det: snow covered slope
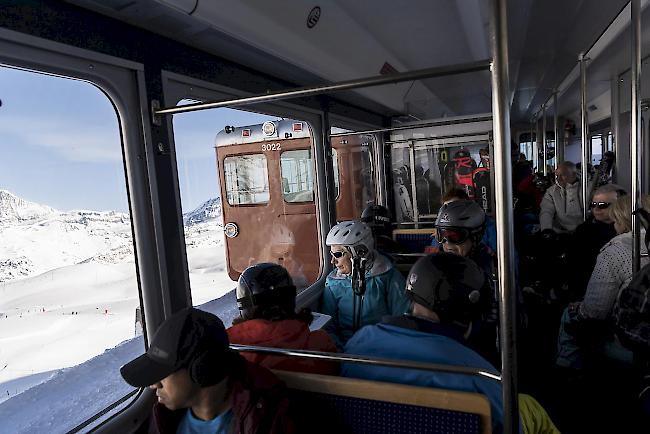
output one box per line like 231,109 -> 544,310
0,192 -> 235,432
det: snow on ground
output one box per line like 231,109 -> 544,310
0,195 -> 237,433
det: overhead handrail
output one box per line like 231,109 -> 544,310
152,60 -> 491,120
229,344 -> 502,381
329,114 -> 493,137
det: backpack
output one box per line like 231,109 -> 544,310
614,209 -> 650,354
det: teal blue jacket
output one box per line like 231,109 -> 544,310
322,253 -> 409,349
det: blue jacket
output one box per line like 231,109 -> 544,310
342,316 -> 508,434
322,253 -> 409,349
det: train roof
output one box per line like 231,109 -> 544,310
215,119 -> 311,147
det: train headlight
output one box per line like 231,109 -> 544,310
224,222 -> 239,238
262,121 -> 276,137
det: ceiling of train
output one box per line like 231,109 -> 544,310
67,0 -> 646,125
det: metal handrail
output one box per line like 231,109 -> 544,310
153,60 -> 491,117
229,344 -> 502,381
329,114 -> 493,138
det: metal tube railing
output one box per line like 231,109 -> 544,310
580,54 -> 589,221
329,115 -> 493,137
554,92 -> 560,169
153,60 -> 491,117
632,0 -> 642,273
542,104 -> 548,176
229,344 -> 502,381
489,0 -> 519,432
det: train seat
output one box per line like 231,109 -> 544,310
274,370 -> 492,434
392,228 -> 435,253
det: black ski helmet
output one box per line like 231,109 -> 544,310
361,204 -> 391,232
435,200 -> 486,243
405,252 -> 485,327
236,263 -> 296,320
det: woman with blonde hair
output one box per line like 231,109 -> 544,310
556,194 -> 650,370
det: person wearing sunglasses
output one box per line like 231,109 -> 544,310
567,184 -> 627,299
322,220 -> 409,349
557,194 -> 650,372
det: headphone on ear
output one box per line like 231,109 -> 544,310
188,349 -> 227,387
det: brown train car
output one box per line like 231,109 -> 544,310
215,120 -> 375,287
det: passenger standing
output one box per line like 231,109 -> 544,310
228,263 -> 338,375
322,220 -> 409,349
120,308 -> 294,434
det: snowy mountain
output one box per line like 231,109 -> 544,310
0,190 -> 54,224
183,197 -> 221,225
0,192 -> 132,283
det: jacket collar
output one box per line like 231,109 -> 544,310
381,314 -> 467,344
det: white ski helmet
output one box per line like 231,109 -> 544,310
326,220 -> 374,258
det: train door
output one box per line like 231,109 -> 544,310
216,120 -> 320,289
331,134 -> 377,220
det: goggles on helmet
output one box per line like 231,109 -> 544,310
435,227 -> 471,245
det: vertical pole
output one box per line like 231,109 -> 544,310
542,104 -> 548,176
612,75 -> 621,184
408,141 -> 419,227
554,92 -> 560,169
580,53 -> 589,221
489,0 -> 519,433
529,122 -> 534,161
632,0 -> 642,273
535,115 -> 541,172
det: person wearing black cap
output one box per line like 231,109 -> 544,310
120,307 -> 294,434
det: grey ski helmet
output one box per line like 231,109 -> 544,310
405,252 -> 485,326
326,220 -> 374,258
435,200 -> 486,244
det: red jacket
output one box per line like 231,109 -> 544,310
227,319 -> 339,375
145,360 -> 294,434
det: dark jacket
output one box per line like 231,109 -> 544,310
568,218 -> 617,299
227,318 -> 338,375
145,360 -> 294,434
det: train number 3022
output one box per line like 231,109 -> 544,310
262,143 -> 281,151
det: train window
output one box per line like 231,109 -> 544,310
0,66 -> 139,429
173,106 -> 322,304
223,154 -> 270,205
280,149 -> 315,203
391,141 -> 492,223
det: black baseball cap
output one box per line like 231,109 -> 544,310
120,307 -> 230,388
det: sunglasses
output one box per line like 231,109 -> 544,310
590,202 -> 611,210
435,227 -> 471,244
330,250 -> 347,259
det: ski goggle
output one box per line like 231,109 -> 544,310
330,250 -> 347,259
435,227 -> 471,244
590,202 -> 611,210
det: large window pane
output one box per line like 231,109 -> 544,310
0,66 -> 139,431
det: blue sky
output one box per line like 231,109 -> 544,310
0,66 -> 275,213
